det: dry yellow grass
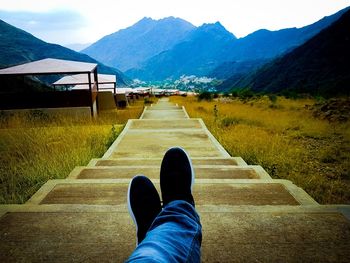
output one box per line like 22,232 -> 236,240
171,95 -> 350,204
0,100 -> 145,204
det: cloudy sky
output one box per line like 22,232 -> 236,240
0,0 -> 349,46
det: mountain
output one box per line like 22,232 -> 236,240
126,22 -> 237,81
222,6 -> 349,63
210,59 -> 269,91
82,17 -> 195,71
0,19 -> 129,86
209,59 -> 272,80
128,7 -> 348,82
233,9 -> 350,97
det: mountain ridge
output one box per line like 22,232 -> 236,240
125,22 -> 237,80
223,6 -> 350,62
125,7 -> 348,81
232,8 -> 350,97
82,17 -> 195,71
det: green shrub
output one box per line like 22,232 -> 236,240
268,94 -> 278,104
231,91 -> 239,97
144,97 -> 154,104
238,89 -> 254,100
198,92 -> 213,101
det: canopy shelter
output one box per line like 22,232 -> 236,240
115,87 -> 133,94
0,58 -> 99,116
164,89 -> 180,96
53,74 -> 116,94
133,87 -> 151,95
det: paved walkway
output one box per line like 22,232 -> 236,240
1,98 -> 350,262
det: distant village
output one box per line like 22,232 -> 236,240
131,75 -> 221,94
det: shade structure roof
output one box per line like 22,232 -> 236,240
53,74 -> 116,86
134,87 -> 151,92
115,88 -> 133,94
0,58 -> 97,75
72,84 -> 115,90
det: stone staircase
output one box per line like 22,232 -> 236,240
1,98 -> 350,262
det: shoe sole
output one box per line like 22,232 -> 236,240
127,174 -> 143,246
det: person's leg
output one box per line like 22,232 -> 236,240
126,200 -> 201,262
127,147 -> 202,262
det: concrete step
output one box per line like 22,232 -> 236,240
148,105 -> 177,110
128,119 -> 203,130
150,100 -> 174,107
103,128 -> 230,158
67,165 -> 271,180
0,205 -> 134,262
141,109 -> 189,119
147,105 -> 181,110
26,179 -> 317,206
1,204 -> 349,262
88,157 -> 248,167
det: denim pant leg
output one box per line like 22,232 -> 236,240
126,200 -> 202,263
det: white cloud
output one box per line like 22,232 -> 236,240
0,9 -> 89,44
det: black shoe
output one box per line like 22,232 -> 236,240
160,147 -> 195,207
127,175 -> 162,245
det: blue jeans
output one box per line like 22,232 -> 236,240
126,200 -> 202,262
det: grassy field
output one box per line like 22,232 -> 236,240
171,95 -> 350,204
0,100 -> 146,204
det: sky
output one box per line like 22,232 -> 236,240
0,0 -> 349,46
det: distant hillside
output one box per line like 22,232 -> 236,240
0,19 -> 129,86
223,7 -> 348,63
82,17 -> 195,71
209,59 -> 270,82
211,59 -> 269,92
126,22 -> 237,81
233,9 -> 350,97
127,7 -> 348,82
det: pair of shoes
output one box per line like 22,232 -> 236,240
127,147 -> 195,245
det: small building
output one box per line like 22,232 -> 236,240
0,58 -> 101,116
164,89 -> 180,96
53,74 -> 116,94
53,73 -> 119,110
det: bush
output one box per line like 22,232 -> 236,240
281,90 -> 300,99
268,94 -> 278,104
198,92 -> 213,101
144,97 -> 154,104
231,91 -> 239,98
238,89 -> 254,100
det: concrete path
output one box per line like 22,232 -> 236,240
1,98 -> 350,262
